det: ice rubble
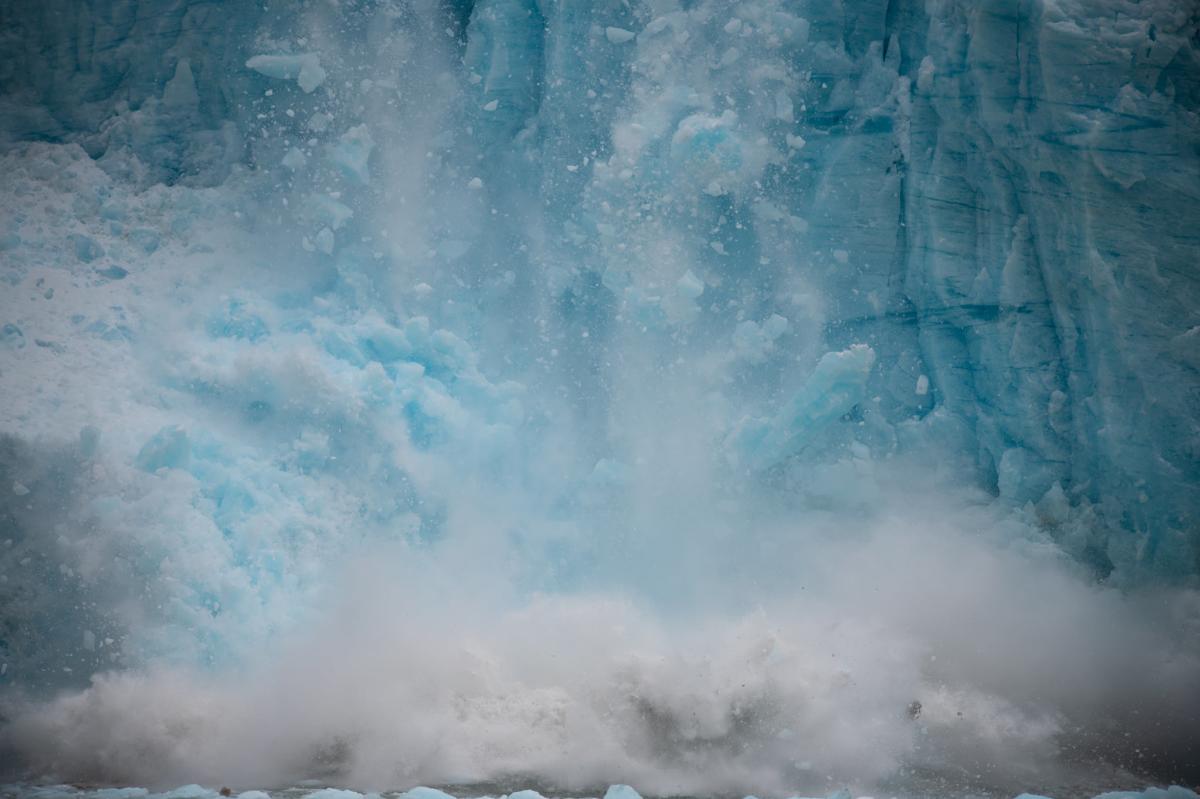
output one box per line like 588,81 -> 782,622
2,784 -> 1198,799
0,0 -> 1198,793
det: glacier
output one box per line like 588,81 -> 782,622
1,0 -> 1199,796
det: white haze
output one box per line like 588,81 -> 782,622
7,477 -> 1199,796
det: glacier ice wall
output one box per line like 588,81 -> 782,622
6,0 -> 1194,575
1,0 -> 1199,794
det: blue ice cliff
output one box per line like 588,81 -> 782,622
0,0 -> 1198,796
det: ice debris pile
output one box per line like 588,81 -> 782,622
1,0 -> 1199,794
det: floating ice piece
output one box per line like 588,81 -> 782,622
301,791 -> 363,799
400,789 -> 457,799
603,787 -> 642,799
246,53 -> 326,93
157,787 -> 216,799
1092,787 -> 1200,799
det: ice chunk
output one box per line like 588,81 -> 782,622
129,228 -> 160,253
676,270 -> 704,299
134,426 -> 190,473
400,789 -> 457,799
95,265 -> 129,280
79,425 -> 100,458
331,125 -> 374,184
603,787 -> 642,799
282,147 -> 307,170
206,300 -> 268,341
158,787 -> 216,799
733,314 -> 788,362
162,59 -> 199,112
310,195 -> 354,230
732,345 -> 876,469
998,447 -> 1063,505
71,234 -> 104,262
308,112 -> 331,132
246,53 -> 327,93
605,27 -> 636,44
314,227 -> 335,255
1,323 -> 24,348
301,791 -> 364,799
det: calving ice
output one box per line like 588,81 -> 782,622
0,0 -> 1197,797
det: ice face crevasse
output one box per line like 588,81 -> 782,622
1,0 -> 1199,795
